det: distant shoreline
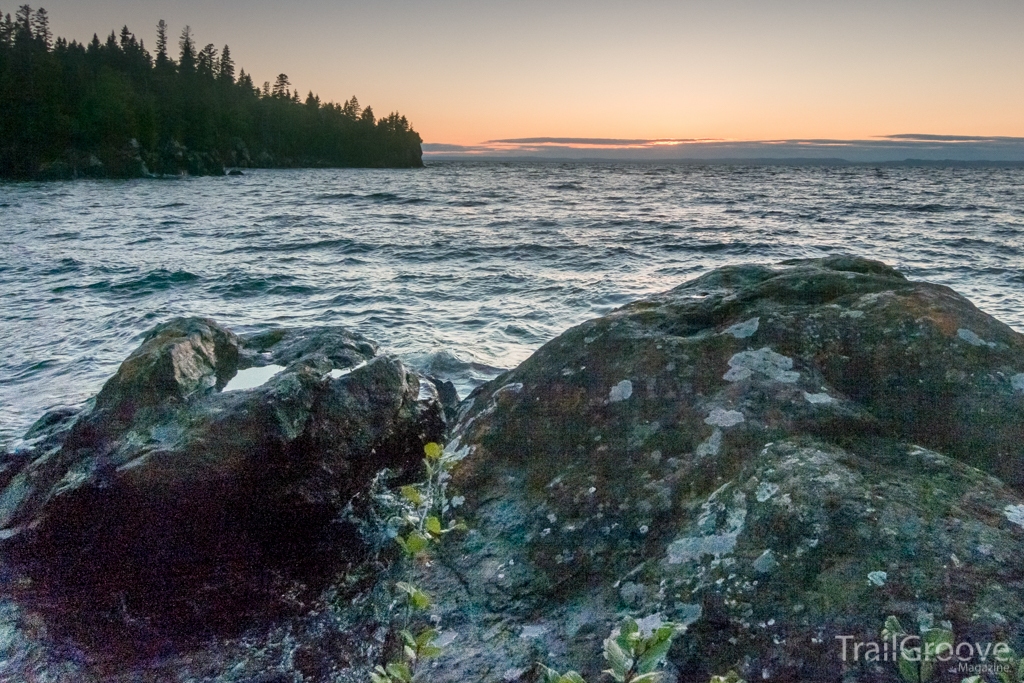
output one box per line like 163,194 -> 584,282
423,156 -> 1024,168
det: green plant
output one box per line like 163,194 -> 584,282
370,628 -> 443,683
994,646 -> 1024,683
536,668 -> 587,683
538,616 -> 683,683
882,615 -> 953,683
369,441 -> 466,683
709,673 -> 747,683
602,617 -> 682,683
393,441 -> 466,558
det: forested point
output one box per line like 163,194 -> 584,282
0,6 -> 423,179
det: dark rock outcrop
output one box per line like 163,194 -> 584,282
411,256 -> 1024,682
0,317 -> 445,634
2,258 -> 1023,682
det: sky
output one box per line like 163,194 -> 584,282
25,1 -> 1024,159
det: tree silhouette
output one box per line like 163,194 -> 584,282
217,44 -> 234,83
155,19 -> 169,66
31,5 -> 48,47
0,6 -> 423,178
272,73 -> 290,98
178,25 -> 195,74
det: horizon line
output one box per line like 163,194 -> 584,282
424,135 -> 1024,163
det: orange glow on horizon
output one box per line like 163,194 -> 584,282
39,0 -> 1024,149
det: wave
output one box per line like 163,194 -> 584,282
53,269 -> 200,294
219,237 -> 374,254
208,274 -> 314,298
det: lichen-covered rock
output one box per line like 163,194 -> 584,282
3,259 -> 1024,682
0,318 -> 445,633
414,256 -> 1024,682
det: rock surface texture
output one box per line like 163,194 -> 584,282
2,257 -> 1024,682
0,318 -> 446,640
420,256 -> 1024,683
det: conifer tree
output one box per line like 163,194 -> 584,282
31,6 -> 49,47
155,19 -> 168,66
272,73 -> 290,98
0,6 -> 424,177
217,44 -> 234,83
197,42 -> 216,77
15,4 -> 30,35
178,25 -> 195,73
0,13 -> 14,47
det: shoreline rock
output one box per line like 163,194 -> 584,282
0,318 -> 446,640
427,255 -> 1024,682
1,257 -> 1023,682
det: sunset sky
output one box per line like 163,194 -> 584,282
30,0 -> 1024,152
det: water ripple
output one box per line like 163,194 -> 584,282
1,163 -> 1023,445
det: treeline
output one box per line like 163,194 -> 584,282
0,6 -> 423,179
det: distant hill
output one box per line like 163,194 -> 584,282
0,6 -> 423,179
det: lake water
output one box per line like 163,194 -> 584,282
2,162 -> 1023,446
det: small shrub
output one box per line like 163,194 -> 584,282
367,441 -> 466,682
538,616 -> 683,683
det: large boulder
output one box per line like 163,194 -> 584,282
0,318 -> 445,631
3,259 -> 1024,683
407,256 -> 1024,682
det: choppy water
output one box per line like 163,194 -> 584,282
2,162 -> 1023,446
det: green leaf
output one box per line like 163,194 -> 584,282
923,627 -> 953,654
400,532 -> 430,555
636,636 -> 673,674
620,617 -> 640,638
537,664 -> 565,683
897,649 -> 920,683
426,515 -> 443,536
386,661 -> 413,682
396,582 -> 431,610
630,673 -> 663,683
419,645 -> 443,660
712,671 -> 745,683
883,615 -> 906,641
400,629 -> 417,648
603,636 -> 633,677
559,673 -> 586,683
415,628 -> 439,648
424,442 -> 443,460
412,591 -> 430,610
709,672 -> 746,683
961,676 -> 982,683
400,485 -> 423,506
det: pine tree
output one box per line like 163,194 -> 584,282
217,44 -> 234,83
31,6 -> 49,48
155,19 -> 168,66
197,42 -> 216,77
15,4 -> 32,43
0,13 -> 14,48
178,25 -> 195,74
342,96 -> 360,119
237,67 -> 254,92
272,73 -> 290,98
0,6 -> 423,177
